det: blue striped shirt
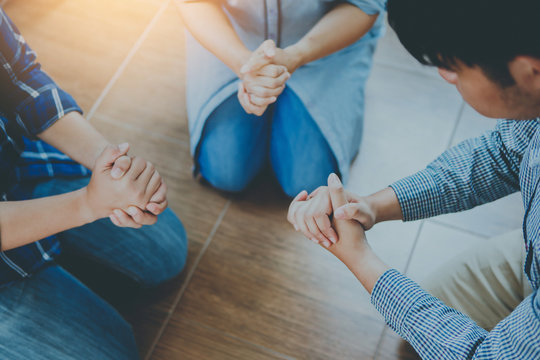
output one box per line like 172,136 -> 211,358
0,8 -> 87,286
372,119 -> 540,359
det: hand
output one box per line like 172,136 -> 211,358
238,64 -> 289,116
106,145 -> 168,228
288,185 -> 371,246
325,173 -> 370,262
84,145 -> 163,223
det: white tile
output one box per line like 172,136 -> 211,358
451,104 -> 498,146
347,63 -> 463,195
367,220 -> 420,272
406,221 -> 487,282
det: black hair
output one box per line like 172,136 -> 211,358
387,0 -> 540,87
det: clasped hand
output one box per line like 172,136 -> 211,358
237,40 -> 299,116
85,143 -> 168,228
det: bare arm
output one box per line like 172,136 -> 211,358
177,0 -> 250,76
285,3 -> 379,72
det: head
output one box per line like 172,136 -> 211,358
387,0 -> 540,120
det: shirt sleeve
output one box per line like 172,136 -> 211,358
390,119 -> 539,221
0,9 -> 81,139
343,0 -> 386,15
371,269 -> 540,359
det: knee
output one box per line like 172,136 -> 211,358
136,210 -> 189,288
277,169 -> 334,198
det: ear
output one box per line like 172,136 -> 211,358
509,56 -> 540,91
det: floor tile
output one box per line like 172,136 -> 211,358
94,2 -> 189,142
432,104 -> 524,238
90,114 -> 228,357
4,0 -> 163,112
167,194 -> 386,359
406,221 -> 487,283
153,317 -> 288,360
348,63 -> 463,195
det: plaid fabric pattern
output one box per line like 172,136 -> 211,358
371,119 -> 540,359
0,8 -> 85,286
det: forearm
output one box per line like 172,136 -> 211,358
366,187 -> 403,224
288,3 -> 378,69
178,0 -> 250,76
37,111 -> 110,170
343,246 -> 389,294
0,189 -> 94,251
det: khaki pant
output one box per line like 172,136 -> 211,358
422,229 -> 533,331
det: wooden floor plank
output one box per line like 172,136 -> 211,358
4,0 -> 164,112
160,186 -> 387,359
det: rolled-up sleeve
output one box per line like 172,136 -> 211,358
0,9 -> 81,138
344,0 -> 386,15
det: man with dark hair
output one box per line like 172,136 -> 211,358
288,0 -> 540,358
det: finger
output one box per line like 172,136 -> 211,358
111,155 -> 131,179
96,143 -> 130,171
145,170 -> 162,198
149,181 -> 167,204
315,215 -> 339,244
307,186 -> 325,200
127,206 -> 157,226
328,173 -> 347,210
238,83 -> 266,115
136,161 -> 155,185
109,213 -> 122,227
288,190 -> 308,229
258,64 -> 287,78
147,199 -> 168,215
127,157 -> 148,180
240,40 -> 276,74
256,71 -> 290,89
306,218 -> 329,246
248,93 -> 276,107
245,84 -> 285,98
334,203 -> 360,220
113,209 -> 142,229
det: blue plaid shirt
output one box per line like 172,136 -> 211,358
372,119 -> 540,359
0,9 -> 87,286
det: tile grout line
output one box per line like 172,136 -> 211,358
372,325 -> 389,360
145,200 -> 232,360
446,100 -> 467,149
86,0 -> 170,122
179,316 -> 297,360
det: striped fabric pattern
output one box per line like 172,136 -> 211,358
371,119 -> 540,359
0,8 -> 85,286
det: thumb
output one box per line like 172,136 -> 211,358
327,173 -> 347,210
262,39 -> 276,58
96,143 -> 129,170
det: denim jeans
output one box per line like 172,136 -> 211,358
0,177 -> 188,359
197,87 -> 339,197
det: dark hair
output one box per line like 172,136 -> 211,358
387,0 -> 540,87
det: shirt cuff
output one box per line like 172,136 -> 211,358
371,269 -> 428,337
15,84 -> 82,138
390,169 -> 444,221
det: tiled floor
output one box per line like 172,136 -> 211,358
5,1 -> 524,359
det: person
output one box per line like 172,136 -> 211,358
287,0 -> 540,358
177,0 -> 386,197
0,8 -> 187,360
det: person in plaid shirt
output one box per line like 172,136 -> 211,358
0,8 -> 187,360
288,0 -> 540,358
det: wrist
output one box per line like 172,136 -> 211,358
344,245 -> 389,294
78,187 -> 101,224
284,43 -> 307,73
234,48 -> 252,78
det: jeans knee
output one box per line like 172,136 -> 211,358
202,168 -> 253,193
278,173 -> 330,198
136,211 -> 189,288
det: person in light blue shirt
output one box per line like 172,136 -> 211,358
288,0 -> 540,358
178,0 -> 385,197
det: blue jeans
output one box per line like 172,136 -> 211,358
0,177 -> 188,359
197,87 -> 339,197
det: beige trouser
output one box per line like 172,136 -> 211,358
422,229 -> 533,331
